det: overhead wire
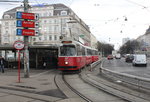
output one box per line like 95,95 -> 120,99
125,0 -> 148,8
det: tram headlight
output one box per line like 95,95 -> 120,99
65,61 -> 69,64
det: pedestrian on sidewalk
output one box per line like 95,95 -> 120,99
0,56 -> 5,73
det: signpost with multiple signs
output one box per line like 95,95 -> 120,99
16,12 -> 39,36
15,5 -> 39,78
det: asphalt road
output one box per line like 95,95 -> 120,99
102,58 -> 150,78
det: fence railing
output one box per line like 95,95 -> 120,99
99,60 -> 150,93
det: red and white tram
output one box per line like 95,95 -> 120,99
58,40 -> 99,71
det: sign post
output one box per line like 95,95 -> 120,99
13,41 -> 25,83
16,0 -> 39,78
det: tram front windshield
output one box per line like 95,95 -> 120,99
60,45 -> 76,56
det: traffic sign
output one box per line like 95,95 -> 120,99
16,12 -> 38,20
13,40 -> 24,50
17,20 -> 35,28
16,29 -> 35,36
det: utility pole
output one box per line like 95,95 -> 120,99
23,0 -> 30,78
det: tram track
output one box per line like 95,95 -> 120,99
79,63 -> 150,102
62,74 -> 93,102
60,71 -> 128,102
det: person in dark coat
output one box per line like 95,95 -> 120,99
0,56 -> 5,73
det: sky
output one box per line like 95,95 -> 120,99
1,0 -> 150,50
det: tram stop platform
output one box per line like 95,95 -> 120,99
0,68 -> 63,102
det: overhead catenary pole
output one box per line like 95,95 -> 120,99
24,0 -> 30,78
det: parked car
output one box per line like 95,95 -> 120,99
132,54 -> 147,66
107,55 -> 113,60
125,54 -> 134,62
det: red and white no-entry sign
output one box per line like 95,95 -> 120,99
13,40 -> 25,50
13,40 -> 25,83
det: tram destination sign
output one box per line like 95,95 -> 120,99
16,12 -> 39,20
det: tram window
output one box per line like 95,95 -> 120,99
96,51 -> 98,55
91,50 -> 94,55
60,45 -> 76,56
77,44 -> 82,56
87,49 -> 91,55
82,47 -> 85,56
94,50 -> 96,55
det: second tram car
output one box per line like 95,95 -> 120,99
58,40 -> 99,71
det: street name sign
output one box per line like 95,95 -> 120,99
17,29 -> 35,36
16,12 -> 39,20
17,20 -> 35,28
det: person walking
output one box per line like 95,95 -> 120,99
0,56 -> 5,73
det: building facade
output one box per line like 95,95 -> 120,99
0,4 -> 92,47
136,26 -> 150,56
90,33 -> 98,49
0,24 -> 1,44
136,26 -> 150,47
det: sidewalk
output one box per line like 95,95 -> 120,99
0,68 -> 63,102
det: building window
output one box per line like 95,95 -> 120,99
49,20 -> 52,23
5,31 -> 8,34
44,27 -> 48,32
5,22 -> 9,26
62,19 -> 67,24
49,12 -> 52,16
5,27 -> 8,29
54,19 -> 58,24
49,35 -> 52,40
4,15 -> 10,19
44,36 -> 47,40
39,37 -> 42,41
44,12 -> 48,17
62,27 -> 66,33
61,11 -> 67,16
39,13 -> 42,17
54,35 -> 57,40
4,37 -> 9,42
44,20 -> 47,23
33,38 -> 36,41
49,27 -> 52,32
54,26 -> 58,32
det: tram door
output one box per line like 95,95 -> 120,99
37,49 -> 58,69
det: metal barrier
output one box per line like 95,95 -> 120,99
100,60 -> 150,93
90,60 -> 101,71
